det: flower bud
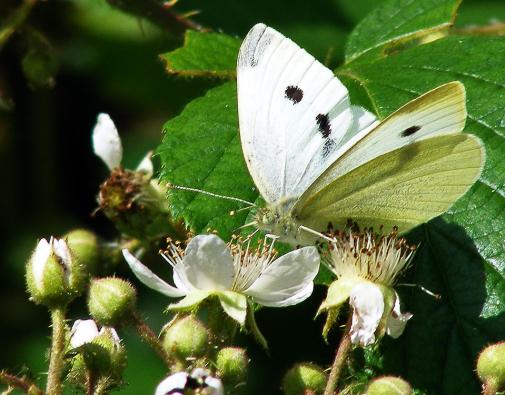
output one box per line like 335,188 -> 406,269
162,315 -> 209,360
216,347 -> 248,384
477,342 -> 505,392
88,277 -> 136,326
67,320 -> 126,389
282,363 -> 326,395
26,238 -> 86,307
365,376 -> 412,395
64,229 -> 100,276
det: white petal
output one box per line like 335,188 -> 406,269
92,113 -> 122,170
155,372 -> 188,395
31,238 -> 51,289
387,293 -> 413,339
70,319 -> 99,348
136,150 -> 154,177
244,246 -> 319,307
349,282 -> 384,347
182,235 -> 234,291
204,376 -> 224,395
52,238 -> 72,275
122,249 -> 186,298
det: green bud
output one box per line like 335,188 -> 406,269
366,376 -> 412,395
282,363 -> 326,395
67,320 -> 126,390
21,30 -> 58,89
26,238 -> 86,307
88,278 -> 136,326
477,342 -> 505,392
216,347 -> 248,384
64,229 -> 101,276
163,315 -> 209,360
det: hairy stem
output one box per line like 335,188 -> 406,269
324,315 -> 353,395
105,0 -> 207,35
46,308 -> 66,395
0,371 -> 44,394
132,311 -> 172,368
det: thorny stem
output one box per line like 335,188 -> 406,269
105,0 -> 207,36
324,314 -> 353,395
0,371 -> 44,394
46,308 -> 66,395
0,0 -> 37,50
131,311 -> 172,368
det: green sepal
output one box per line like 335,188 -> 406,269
218,291 -> 247,325
375,285 -> 396,340
167,290 -> 212,312
317,277 -> 359,315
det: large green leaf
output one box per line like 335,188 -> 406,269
156,82 -> 258,239
160,30 -> 240,78
340,35 -> 505,393
345,0 -> 461,63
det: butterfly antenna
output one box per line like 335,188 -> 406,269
234,221 -> 258,231
230,206 -> 254,216
168,184 -> 256,207
298,225 -> 336,243
397,283 -> 441,300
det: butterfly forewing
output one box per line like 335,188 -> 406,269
237,23 -> 376,205
301,81 -> 467,199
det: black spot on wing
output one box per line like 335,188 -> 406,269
238,26 -> 272,68
401,125 -> 421,137
316,113 -> 331,138
285,85 -> 303,104
322,139 -> 335,158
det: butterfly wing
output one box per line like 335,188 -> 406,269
295,83 -> 485,232
237,23 -> 377,205
295,135 -> 484,233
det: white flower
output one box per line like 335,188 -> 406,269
122,234 -> 320,324
155,368 -> 223,395
70,319 -> 121,349
319,228 -> 414,345
92,113 -> 153,177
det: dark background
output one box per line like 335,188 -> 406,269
1,0 -> 504,393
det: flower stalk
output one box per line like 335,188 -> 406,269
131,311 -> 172,368
323,314 -> 353,395
47,307 -> 66,395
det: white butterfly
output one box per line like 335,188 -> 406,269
237,23 -> 485,245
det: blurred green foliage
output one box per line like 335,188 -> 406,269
2,0 -> 505,394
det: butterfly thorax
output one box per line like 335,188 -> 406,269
255,198 -> 307,245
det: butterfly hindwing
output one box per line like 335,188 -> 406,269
237,23 -> 376,205
296,133 -> 484,233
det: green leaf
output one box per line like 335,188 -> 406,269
160,30 -> 240,78
345,0 -> 461,63
157,81 -> 258,239
341,35 -> 505,392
